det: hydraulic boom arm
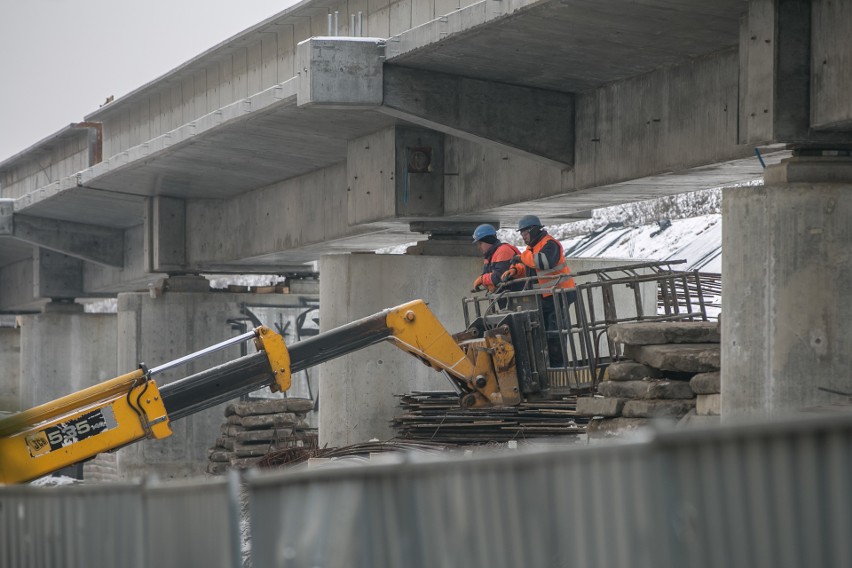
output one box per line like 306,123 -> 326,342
0,300 -> 520,484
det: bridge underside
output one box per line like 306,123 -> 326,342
0,0 -> 850,311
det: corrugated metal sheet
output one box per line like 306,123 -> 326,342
0,483 -> 145,568
0,477 -> 236,568
2,415 -> 850,568
248,414 -> 852,568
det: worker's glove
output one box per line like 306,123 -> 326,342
471,275 -> 484,292
500,266 -> 517,282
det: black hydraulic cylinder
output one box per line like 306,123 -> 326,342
160,310 -> 393,422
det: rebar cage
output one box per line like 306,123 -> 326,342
463,260 -> 714,396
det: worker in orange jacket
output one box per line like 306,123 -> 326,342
502,215 -> 576,366
471,224 -> 524,296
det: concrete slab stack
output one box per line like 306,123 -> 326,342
579,321 -> 721,438
207,398 -> 317,475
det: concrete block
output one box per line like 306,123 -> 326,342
696,394 -> 721,416
608,321 -> 720,345
232,398 -> 314,416
690,372 -> 721,395
234,446 -> 273,458
606,361 -> 661,381
296,37 -> 383,108
239,413 -> 298,429
624,344 -> 721,373
229,457 -> 261,468
207,462 -> 230,476
234,428 -> 294,444
208,449 -> 231,462
598,379 -> 695,400
623,399 -> 696,419
576,396 -> 625,417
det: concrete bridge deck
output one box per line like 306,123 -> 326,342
5,0 -> 844,311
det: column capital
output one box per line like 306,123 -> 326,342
764,154 -> 852,184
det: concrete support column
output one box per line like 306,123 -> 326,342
318,253 -> 480,447
722,156 -> 852,419
18,302 -> 116,409
115,276 -> 246,480
0,326 -> 21,412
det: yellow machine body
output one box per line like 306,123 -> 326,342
0,370 -> 171,484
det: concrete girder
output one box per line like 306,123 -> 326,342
740,0 -> 852,147
0,208 -> 124,268
0,250 -> 84,312
381,65 -> 574,167
295,37 -> 574,166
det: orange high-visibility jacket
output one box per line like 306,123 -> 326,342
519,233 -> 575,296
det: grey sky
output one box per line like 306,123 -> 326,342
0,0 -> 300,162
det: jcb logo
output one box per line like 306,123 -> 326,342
34,409 -> 110,454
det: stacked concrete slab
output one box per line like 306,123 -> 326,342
579,321 -> 721,438
207,398 -> 317,475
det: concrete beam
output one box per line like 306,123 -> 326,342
0,259 -> 37,312
0,210 -> 123,268
381,65 -> 574,167
144,196 -> 186,273
0,250 -> 83,311
739,0 -> 852,146
33,249 -> 84,300
811,0 -> 852,130
296,37 -> 384,108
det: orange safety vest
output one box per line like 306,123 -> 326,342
520,234 -> 575,296
481,242 -> 522,291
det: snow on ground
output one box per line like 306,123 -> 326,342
561,214 -> 722,273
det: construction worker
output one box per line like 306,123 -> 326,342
502,215 -> 576,365
470,224 -> 524,296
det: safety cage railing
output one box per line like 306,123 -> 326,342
463,260 -> 714,395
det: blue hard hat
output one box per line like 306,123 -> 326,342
472,224 -> 497,243
518,215 -> 542,231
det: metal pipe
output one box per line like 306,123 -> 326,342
149,329 -> 257,376
334,11 -> 339,36
327,13 -> 332,35
358,11 -> 363,36
351,14 -> 356,36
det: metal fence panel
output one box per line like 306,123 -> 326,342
4,415 -> 851,568
248,415 -> 852,568
145,476 -> 236,568
0,476 -> 235,568
0,483 -> 145,568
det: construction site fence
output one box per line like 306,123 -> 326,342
3,413 -> 852,568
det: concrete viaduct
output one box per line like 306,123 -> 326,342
1,0 -> 851,478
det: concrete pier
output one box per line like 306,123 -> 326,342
0,326 -> 20,412
318,253 -> 480,447
115,278 -> 320,480
18,303 -> 116,408
722,156 -> 852,419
